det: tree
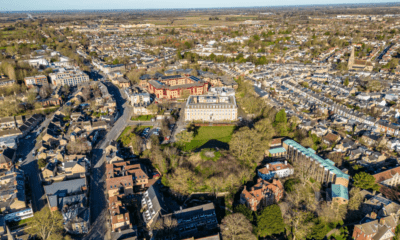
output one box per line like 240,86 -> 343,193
39,84 -> 52,99
256,204 -> 285,237
26,207 -> 64,240
234,204 -> 253,222
152,216 -> 178,238
353,172 -> 380,192
348,187 -> 363,211
221,213 -> 257,240
344,77 -> 349,86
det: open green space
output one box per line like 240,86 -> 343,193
118,125 -> 153,146
131,115 -> 155,121
177,126 -> 235,151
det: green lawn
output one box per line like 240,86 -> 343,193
131,115 -> 155,121
178,126 -> 235,151
118,125 -> 153,143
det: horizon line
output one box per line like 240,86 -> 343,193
1,1 -> 400,13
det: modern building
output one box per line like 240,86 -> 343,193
24,75 -> 48,87
141,185 -> 219,239
258,161 -> 294,180
49,70 -> 89,86
282,139 -> 350,188
185,95 -> 238,122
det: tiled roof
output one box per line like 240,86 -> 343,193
373,166 -> 400,183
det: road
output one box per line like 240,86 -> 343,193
19,117 -> 53,212
85,82 -> 132,240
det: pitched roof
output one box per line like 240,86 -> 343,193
373,166 -> 400,183
331,184 -> 349,200
44,178 -> 86,196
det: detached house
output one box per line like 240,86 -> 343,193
258,161 -> 294,180
240,178 -> 284,211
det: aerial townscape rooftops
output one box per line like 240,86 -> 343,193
4,2 -> 400,239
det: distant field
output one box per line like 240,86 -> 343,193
178,126 -> 235,151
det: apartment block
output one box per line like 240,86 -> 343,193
49,70 -> 89,86
24,75 -> 48,87
147,75 -> 209,99
185,94 -> 238,122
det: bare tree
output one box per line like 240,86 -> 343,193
221,213 -> 257,240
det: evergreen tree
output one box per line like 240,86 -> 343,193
256,204 -> 285,237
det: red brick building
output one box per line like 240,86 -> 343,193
240,178 -> 284,211
147,75 -> 208,99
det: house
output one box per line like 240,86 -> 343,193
109,195 -> 131,232
0,167 -> 27,213
373,166 -> 400,188
44,177 -> 88,211
322,133 -> 340,146
0,147 -> 15,170
258,161 -> 294,180
353,214 -> 397,240
42,162 -> 57,179
0,117 -> 16,130
106,161 -> 148,196
240,178 -> 284,211
361,190 -> 400,218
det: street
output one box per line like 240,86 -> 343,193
18,117 -> 52,212
84,82 -> 132,240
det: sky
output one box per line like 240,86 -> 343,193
1,0 -> 399,12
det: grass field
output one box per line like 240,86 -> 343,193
178,126 -> 235,151
131,115 -> 155,121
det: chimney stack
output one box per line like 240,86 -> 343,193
251,187 -> 254,192
285,160 -> 287,165
267,164 -> 269,169
380,218 -> 386,225
370,212 -> 377,219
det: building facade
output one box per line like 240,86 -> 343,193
258,161 -> 294,180
24,75 -> 48,87
147,75 -> 209,99
49,70 -> 89,86
185,95 -> 238,122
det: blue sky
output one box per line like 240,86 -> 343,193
1,0 -> 399,12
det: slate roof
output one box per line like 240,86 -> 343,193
44,178 -> 86,196
0,148 -> 14,165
